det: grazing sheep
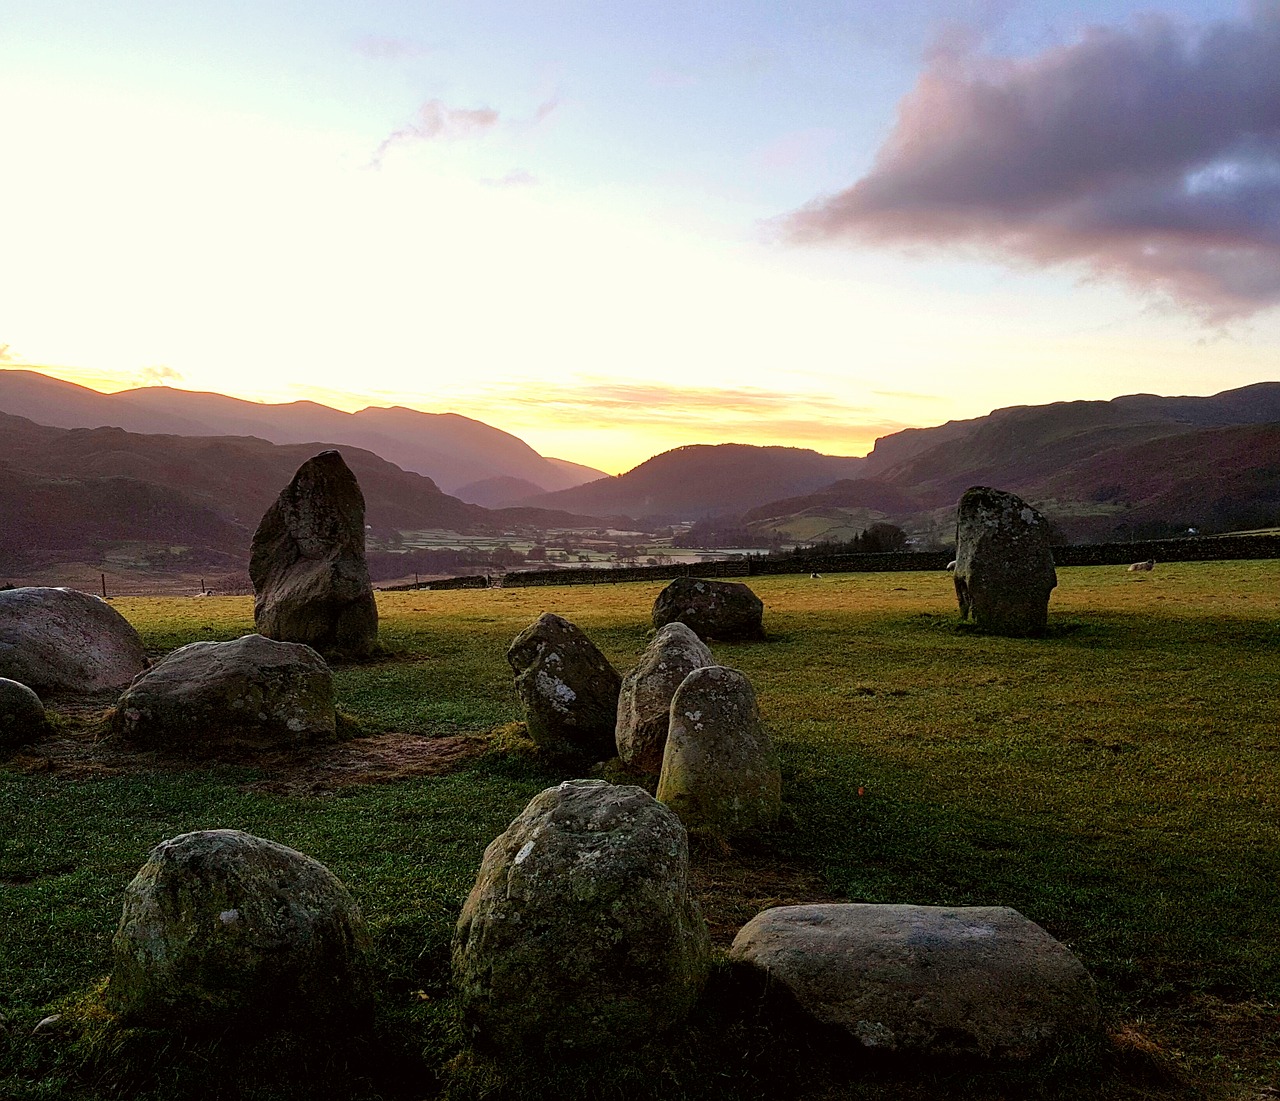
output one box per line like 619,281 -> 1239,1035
810,572 -> 821,579
1127,559 -> 1155,572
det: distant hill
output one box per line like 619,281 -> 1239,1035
0,369 -> 607,495
527,444 -> 866,521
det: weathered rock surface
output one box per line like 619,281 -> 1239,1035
0,677 -> 48,755
616,623 -> 714,775
507,613 -> 621,759
953,486 -> 1057,636
651,577 -> 765,642
453,779 -> 710,1053
730,903 -> 1099,1062
250,450 -> 379,658
110,829 -> 373,1031
0,587 -> 147,697
111,633 -> 336,756
657,665 -> 781,836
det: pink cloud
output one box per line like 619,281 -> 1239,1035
370,100 -> 500,167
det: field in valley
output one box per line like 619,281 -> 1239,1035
3,563 -> 1279,1100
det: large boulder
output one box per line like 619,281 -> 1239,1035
507,613 -> 621,760
656,665 -> 781,837
453,779 -> 710,1054
0,677 -> 48,756
729,904 -> 1099,1062
0,587 -> 146,697
616,623 -> 715,775
110,829 -> 374,1031
953,486 -> 1057,636
111,634 -> 336,756
651,577 -> 765,642
250,450 -> 379,659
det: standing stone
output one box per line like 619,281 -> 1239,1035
729,904 -> 1100,1062
616,623 -> 714,775
507,613 -> 621,760
0,587 -> 147,696
453,780 -> 710,1054
657,665 -> 781,837
953,486 -> 1057,636
110,830 -> 374,1032
0,677 -> 48,756
111,634 -> 336,757
652,577 -> 765,642
250,450 -> 378,659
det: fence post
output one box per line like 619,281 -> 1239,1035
101,573 -> 107,600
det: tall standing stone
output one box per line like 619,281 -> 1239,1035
250,451 -> 378,659
953,486 -> 1057,636
507,612 -> 621,760
616,622 -> 714,775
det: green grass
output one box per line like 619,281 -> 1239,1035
4,562 -> 1280,1098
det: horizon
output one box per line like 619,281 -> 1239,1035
3,2 -> 1279,474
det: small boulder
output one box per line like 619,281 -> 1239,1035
652,577 -> 765,642
616,622 -> 715,775
0,587 -> 146,696
729,903 -> 1099,1062
111,634 -> 336,756
953,486 -> 1057,636
0,677 -> 48,755
250,450 -> 379,659
110,829 -> 374,1031
507,613 -> 621,760
656,665 -> 781,836
453,779 -> 710,1054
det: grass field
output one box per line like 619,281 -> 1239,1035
3,562 -> 1279,1100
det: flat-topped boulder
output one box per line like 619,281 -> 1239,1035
953,486 -> 1057,636
657,665 -> 781,837
730,903 -> 1099,1062
616,622 -> 714,775
110,829 -> 374,1032
0,677 -> 48,756
507,613 -> 621,760
250,450 -> 379,659
0,587 -> 147,697
453,780 -> 710,1054
652,577 -> 765,642
111,634 -> 336,756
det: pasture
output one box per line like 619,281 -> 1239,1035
2,562 -> 1279,1100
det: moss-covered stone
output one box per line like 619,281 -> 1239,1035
0,676 -> 47,756
652,577 -> 765,641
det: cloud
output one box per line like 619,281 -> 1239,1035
136,364 -> 182,386
783,6 -> 1280,319
0,344 -> 14,363
370,100 -> 500,167
483,169 -> 538,188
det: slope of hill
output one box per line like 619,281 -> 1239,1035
0,369 -> 607,495
528,444 -> 866,521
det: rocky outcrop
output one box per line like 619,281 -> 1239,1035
656,665 -> 781,837
615,623 -> 714,775
250,451 -> 379,659
0,677 -> 47,755
651,577 -> 765,642
111,634 -> 336,756
110,829 -> 374,1031
453,780 -> 710,1054
953,486 -> 1057,636
507,613 -> 621,760
729,904 -> 1099,1062
0,587 -> 147,696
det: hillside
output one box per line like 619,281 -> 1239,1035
0,369 -> 607,496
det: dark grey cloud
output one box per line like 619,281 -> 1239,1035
785,5 -> 1280,319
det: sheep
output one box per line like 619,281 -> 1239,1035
810,572 -> 822,579
945,560 -> 957,571
1127,559 -> 1155,572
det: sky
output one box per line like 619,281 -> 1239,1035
2,0 -> 1278,474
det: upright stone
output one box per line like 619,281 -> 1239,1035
652,577 -> 765,642
507,612 -> 621,760
0,587 -> 147,696
616,622 -> 714,775
730,904 -> 1100,1062
453,780 -> 710,1054
250,451 -> 378,658
657,665 -> 781,836
0,677 -> 48,756
110,829 -> 374,1032
953,486 -> 1057,636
